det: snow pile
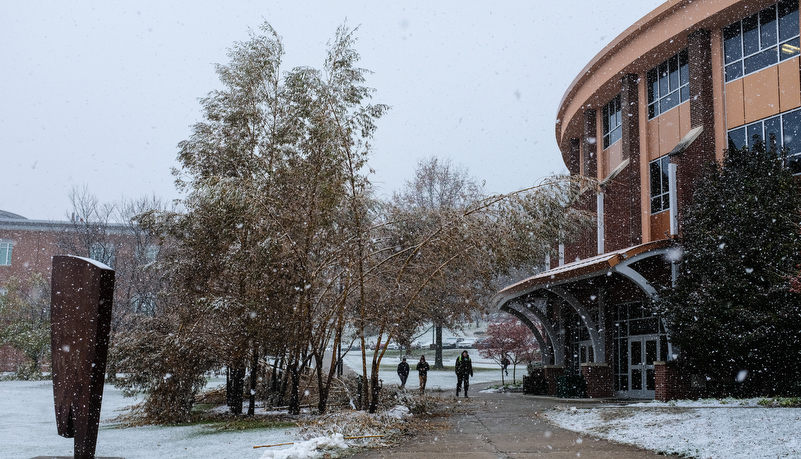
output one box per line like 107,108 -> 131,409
385,404 -> 410,419
259,433 -> 347,459
545,400 -> 801,458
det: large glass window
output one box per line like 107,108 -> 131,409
0,241 -> 12,265
649,156 -> 671,214
727,107 -> 801,173
603,94 -> 622,149
647,49 -> 689,119
724,0 -> 799,82
612,302 -> 667,393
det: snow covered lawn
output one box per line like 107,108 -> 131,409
544,398 -> 801,459
1,380 -> 302,459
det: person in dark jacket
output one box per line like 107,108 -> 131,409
455,350 -> 474,397
397,357 -> 410,389
416,355 -> 430,393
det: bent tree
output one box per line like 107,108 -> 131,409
128,21 -> 387,418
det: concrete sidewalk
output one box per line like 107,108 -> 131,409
346,384 -> 666,458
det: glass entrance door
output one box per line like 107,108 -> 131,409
628,336 -> 658,398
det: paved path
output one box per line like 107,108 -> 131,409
346,385 -> 667,458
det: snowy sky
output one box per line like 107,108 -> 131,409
1,0 -> 664,221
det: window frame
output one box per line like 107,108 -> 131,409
723,0 -> 800,82
647,49 -> 690,119
0,241 -> 13,266
649,156 -> 671,214
602,94 -> 622,149
727,107 -> 801,173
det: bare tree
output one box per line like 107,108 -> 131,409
391,156 -> 485,368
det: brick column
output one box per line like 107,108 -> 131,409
620,73 -> 642,247
583,109 -> 597,179
675,29 -> 717,224
655,361 -> 692,401
581,363 -> 613,398
543,365 -> 565,397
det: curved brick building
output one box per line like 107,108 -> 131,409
495,0 -> 800,400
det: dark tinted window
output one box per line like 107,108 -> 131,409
744,46 -> 777,74
724,2 -> 800,81
743,13 -> 760,55
783,109 -> 801,153
779,0 -> 799,42
724,22 -> 743,63
728,127 -> 746,150
765,116 -> 782,150
761,7 -> 778,48
647,49 -> 689,119
781,37 -> 800,60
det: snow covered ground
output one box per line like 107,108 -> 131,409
5,363 -> 798,458
0,379 -> 298,459
544,398 -> 801,459
0,353 -> 504,459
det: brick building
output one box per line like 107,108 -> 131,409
1,210 -> 157,372
494,0 -> 801,400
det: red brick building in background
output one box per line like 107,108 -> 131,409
0,210 -> 66,371
495,0 -> 801,400
1,209 -> 155,372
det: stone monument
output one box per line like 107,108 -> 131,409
35,255 -> 122,459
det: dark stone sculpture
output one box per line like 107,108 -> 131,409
45,255 -> 120,459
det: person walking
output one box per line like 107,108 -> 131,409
416,355 -> 430,393
502,354 -> 510,376
397,357 -> 410,389
455,350 -> 474,397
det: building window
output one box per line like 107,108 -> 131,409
603,94 -> 622,149
612,302 -> 667,393
647,49 -> 689,119
723,0 -> 800,82
649,156 -> 671,214
0,241 -> 12,266
727,107 -> 801,173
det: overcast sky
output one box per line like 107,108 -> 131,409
1,0 -> 665,221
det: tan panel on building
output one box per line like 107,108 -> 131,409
679,102 -> 691,139
658,108 -> 681,157
726,78 -> 745,129
778,57 -> 801,112
744,66 -> 780,124
647,117 -> 661,162
603,141 -> 623,178
649,210 -> 670,242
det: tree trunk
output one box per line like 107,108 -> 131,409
227,365 -> 246,415
368,364 -> 381,413
316,352 -> 329,414
434,324 -> 444,369
288,363 -> 301,415
248,347 -> 259,416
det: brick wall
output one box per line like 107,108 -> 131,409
581,363 -> 613,398
542,365 -> 565,397
655,361 -> 694,401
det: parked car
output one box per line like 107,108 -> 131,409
458,338 -> 478,348
442,337 -> 463,349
